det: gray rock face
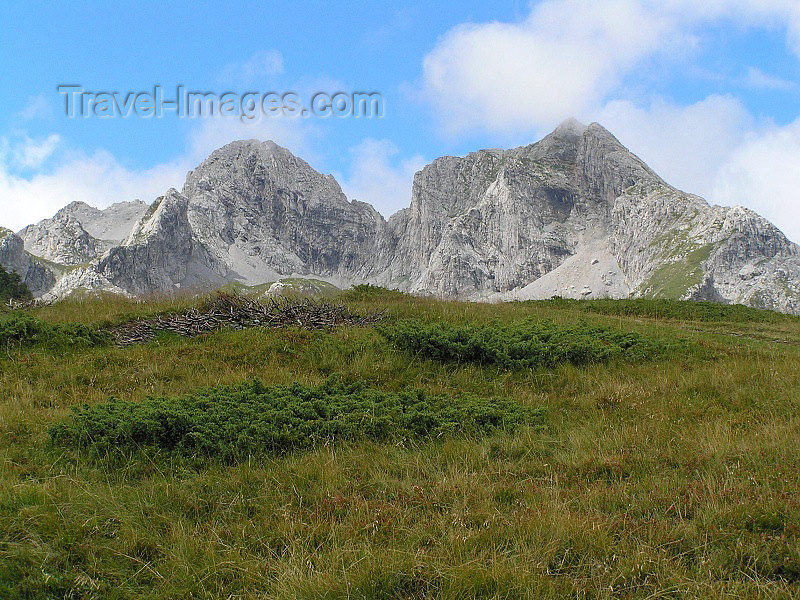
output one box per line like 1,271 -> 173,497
17,200 -> 149,266
365,121 -> 661,298
95,189 -> 225,294
610,183 -> 800,312
55,200 -> 150,242
18,214 -> 104,266
180,140 -> 383,286
0,230 -> 57,296
4,122 -> 800,314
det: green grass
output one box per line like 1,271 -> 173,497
1,294 -> 800,598
641,243 -> 713,299
0,310 -> 110,351
531,297 -> 798,323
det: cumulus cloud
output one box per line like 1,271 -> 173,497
0,52 -> 354,232
420,0 -> 800,136
0,111 -> 325,231
421,0 -> 672,135
418,0 -> 800,241
0,145 -> 191,231
339,139 -> 426,217
594,95 -> 753,197
591,96 -> 800,242
713,119 -> 800,243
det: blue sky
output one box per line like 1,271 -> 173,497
1,0 -> 799,241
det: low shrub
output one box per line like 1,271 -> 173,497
49,379 -> 543,461
379,318 -> 682,369
340,284 -> 408,302
0,311 -> 110,351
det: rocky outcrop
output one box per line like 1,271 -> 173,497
17,200 -> 148,266
610,183 -> 800,313
0,230 -> 57,296
94,189 -> 225,295
54,200 -> 149,242
18,214 -> 105,266
366,120 -> 661,298
180,140 -> 384,286
5,122 -> 800,314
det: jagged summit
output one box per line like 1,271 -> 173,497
553,117 -> 588,137
2,122 -> 798,314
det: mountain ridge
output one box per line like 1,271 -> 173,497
2,120 -> 799,314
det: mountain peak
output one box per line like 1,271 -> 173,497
553,118 -> 588,137
3,124 -> 798,314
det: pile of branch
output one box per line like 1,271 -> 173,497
107,292 -> 384,347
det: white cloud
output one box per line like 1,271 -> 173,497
594,95 -> 753,198
0,62 -> 356,232
14,95 -> 52,121
591,96 -> 800,243
657,0 -> 800,56
417,0 -> 800,242
339,139 -> 426,217
219,50 -> 284,85
0,112 -> 321,231
713,118 -> 800,243
0,147 -> 191,231
743,67 -> 799,91
421,0 -> 672,135
1,132 -> 62,170
420,0 -> 800,136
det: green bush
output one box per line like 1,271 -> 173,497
340,283 -> 407,301
0,311 -> 110,351
379,318 -> 681,369
49,379 -> 543,460
0,265 -> 33,304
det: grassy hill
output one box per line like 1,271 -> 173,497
1,290 -> 799,598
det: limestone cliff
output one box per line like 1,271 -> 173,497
3,122 -> 799,314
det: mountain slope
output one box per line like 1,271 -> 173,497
17,200 -> 149,266
2,122 -> 798,314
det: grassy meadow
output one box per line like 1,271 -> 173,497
1,290 -> 799,598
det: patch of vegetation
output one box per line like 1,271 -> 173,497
0,264 -> 33,305
340,283 -> 408,301
3,290 -> 800,598
269,277 -> 341,299
531,297 -> 795,323
379,318 -> 682,369
50,379 -> 542,461
0,310 -> 110,351
641,243 -> 713,299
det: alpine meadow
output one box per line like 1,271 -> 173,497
1,288 -> 799,598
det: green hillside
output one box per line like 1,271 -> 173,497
1,291 -> 799,598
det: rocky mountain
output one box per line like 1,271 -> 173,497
17,200 -> 148,266
0,228 -> 56,297
3,121 -> 799,314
